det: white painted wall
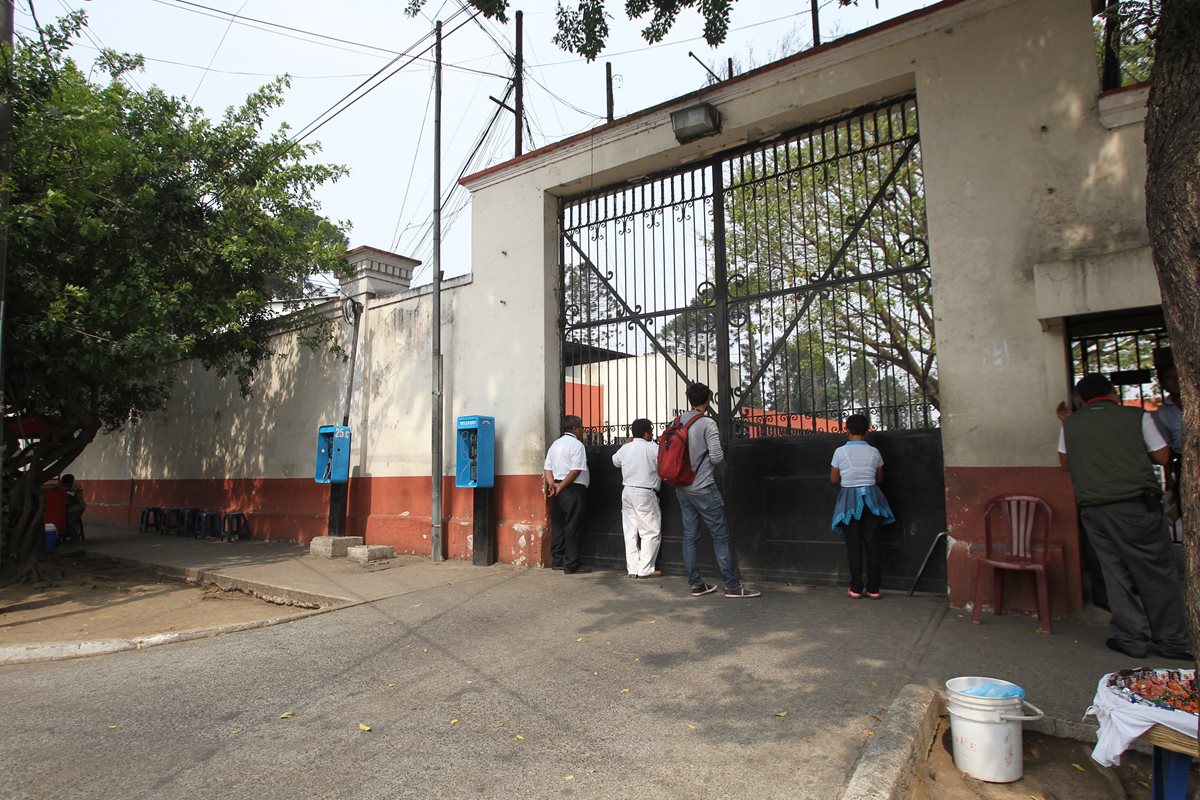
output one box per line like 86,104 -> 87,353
78,0 -> 1155,488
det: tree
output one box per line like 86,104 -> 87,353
1,13 -> 349,576
407,0 -> 736,61
721,110 -> 937,421
1143,0 -> 1200,708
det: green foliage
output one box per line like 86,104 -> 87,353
719,105 -> 937,422
1093,3 -> 1157,87
2,13 -> 349,568
406,0 -> 738,61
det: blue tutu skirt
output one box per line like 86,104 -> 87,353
832,485 -> 896,529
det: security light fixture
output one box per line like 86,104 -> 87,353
670,102 -> 721,143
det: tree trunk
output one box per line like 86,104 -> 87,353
1143,0 -> 1200,751
2,414 -> 99,583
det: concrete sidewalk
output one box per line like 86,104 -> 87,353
6,524 -> 1172,798
62,525 -> 1147,729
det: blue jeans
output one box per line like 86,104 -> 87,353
676,483 -> 741,589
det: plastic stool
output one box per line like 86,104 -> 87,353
221,512 -> 248,542
162,508 -> 185,535
195,511 -> 221,539
139,507 -> 164,533
182,507 -> 202,537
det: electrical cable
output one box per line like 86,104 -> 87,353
190,0 -> 248,102
53,0 -> 146,92
390,72 -> 438,253
290,6 -> 476,146
151,0 -> 507,78
406,87 -> 511,277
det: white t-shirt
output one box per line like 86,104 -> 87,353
544,433 -> 590,487
831,441 -> 883,488
612,437 -> 661,490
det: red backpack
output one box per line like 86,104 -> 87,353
657,414 -> 709,487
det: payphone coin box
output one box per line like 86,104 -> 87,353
315,425 -> 352,484
455,416 -> 495,489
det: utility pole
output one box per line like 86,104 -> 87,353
514,10 -> 523,156
811,0 -> 821,47
605,62 -> 614,123
326,299 -> 362,536
430,20 -> 445,562
0,0 -> 12,565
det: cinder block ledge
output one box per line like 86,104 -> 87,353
347,545 -> 394,564
309,536 -> 364,558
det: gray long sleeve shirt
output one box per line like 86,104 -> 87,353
680,411 -> 723,489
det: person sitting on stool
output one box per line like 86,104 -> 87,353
61,473 -> 86,543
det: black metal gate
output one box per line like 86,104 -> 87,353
559,95 -> 946,591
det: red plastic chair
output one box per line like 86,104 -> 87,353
971,495 -> 1053,633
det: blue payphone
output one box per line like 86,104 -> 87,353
315,425 -> 352,484
455,416 -> 495,489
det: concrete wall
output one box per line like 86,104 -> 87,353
77,0 -> 1158,610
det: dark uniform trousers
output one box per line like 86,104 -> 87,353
1079,499 -> 1190,652
550,484 -> 587,571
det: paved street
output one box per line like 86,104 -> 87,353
1,527 -> 1154,800
3,564 -> 951,800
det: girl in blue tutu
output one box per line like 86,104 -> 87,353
830,414 -> 895,598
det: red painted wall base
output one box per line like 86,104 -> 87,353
944,466 -> 1084,617
84,475 -> 552,567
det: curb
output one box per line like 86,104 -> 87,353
78,549 -> 352,608
0,607 -> 331,665
1,549 -> 359,666
841,683 -> 941,800
839,686 -> 1111,800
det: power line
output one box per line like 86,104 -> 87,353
52,0 -> 145,92
390,73 -> 438,253
159,0 -> 401,57
150,0 -> 509,79
190,0 -> 248,102
290,6 -> 476,146
407,84 -> 513,276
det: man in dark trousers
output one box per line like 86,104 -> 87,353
1058,373 -> 1192,661
543,415 -> 590,574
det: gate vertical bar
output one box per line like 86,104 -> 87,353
711,160 -> 733,441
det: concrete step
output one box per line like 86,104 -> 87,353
309,536 -> 365,558
347,545 -> 394,564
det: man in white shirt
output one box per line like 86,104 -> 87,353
543,416 -> 591,574
612,418 -> 662,579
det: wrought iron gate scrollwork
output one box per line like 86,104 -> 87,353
559,95 -> 937,444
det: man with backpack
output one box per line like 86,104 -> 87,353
661,383 -> 761,598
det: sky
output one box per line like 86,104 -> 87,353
17,0 -> 934,289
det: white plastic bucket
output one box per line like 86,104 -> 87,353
945,676 -> 1044,783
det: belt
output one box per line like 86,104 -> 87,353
624,485 -> 658,491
